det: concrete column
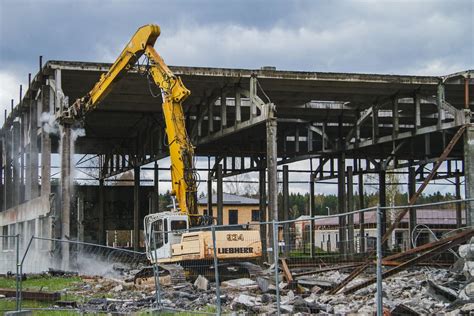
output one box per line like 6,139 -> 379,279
60,125 -> 71,268
208,101 -> 214,134
266,115 -> 278,263
3,129 -> 12,210
347,166 -> 355,255
220,92 -> 227,129
24,110 -> 31,201
465,125 -> 474,226
408,167 -> 417,248
337,155 -> 346,254
358,172 -> 365,253
98,179 -> 105,245
30,97 -> 39,198
282,165 -> 290,255
154,161 -> 159,213
216,164 -> 223,225
379,169 -> 387,251
40,85 -> 51,197
235,89 -> 241,124
133,166 -> 140,251
20,113 -> 25,203
77,193 -> 84,243
259,167 -> 267,257
455,170 -> 462,228
12,122 -> 20,207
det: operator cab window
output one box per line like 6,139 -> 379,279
171,220 -> 187,231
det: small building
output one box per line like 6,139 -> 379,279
293,209 -> 466,253
197,193 -> 261,226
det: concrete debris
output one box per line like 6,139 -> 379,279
458,243 -> 474,260
193,275 -> 209,291
221,278 -> 257,289
426,280 -> 458,302
391,303 -> 420,315
256,277 -> 269,293
9,239 -> 474,314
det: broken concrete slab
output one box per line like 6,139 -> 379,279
426,280 -> 458,302
193,275 -> 209,291
221,278 -> 257,290
296,277 -> 335,289
256,277 -> 269,293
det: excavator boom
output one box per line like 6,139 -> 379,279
63,24 -> 198,217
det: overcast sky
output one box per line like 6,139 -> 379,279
1,0 -> 473,196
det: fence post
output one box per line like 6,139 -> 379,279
15,234 -> 20,311
211,226 -> 221,315
19,235 -> 34,312
272,221 -> 281,316
151,229 -> 161,310
376,206 -> 383,316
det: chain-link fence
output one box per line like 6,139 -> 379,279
0,234 -> 20,312
1,199 -> 472,314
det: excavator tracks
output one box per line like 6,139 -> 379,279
158,264 -> 187,284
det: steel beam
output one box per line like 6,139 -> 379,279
379,169 -> 387,252
98,179 -> 105,245
358,172 -> 365,253
259,167 -> 267,258
455,170 -> 462,228
408,167 -> 416,248
133,166 -> 140,251
347,166 -> 354,255
337,154 -> 346,254
216,163 -> 223,225
282,165 -> 290,256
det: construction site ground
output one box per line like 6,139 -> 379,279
1,241 -> 473,316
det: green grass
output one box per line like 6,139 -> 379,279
0,275 -> 82,292
0,276 -> 85,314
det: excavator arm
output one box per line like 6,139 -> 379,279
62,24 -> 198,218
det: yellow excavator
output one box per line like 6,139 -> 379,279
61,24 -> 262,268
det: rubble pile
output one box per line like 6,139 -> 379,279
8,239 -> 473,314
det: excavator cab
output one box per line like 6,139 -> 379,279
144,211 -> 189,262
